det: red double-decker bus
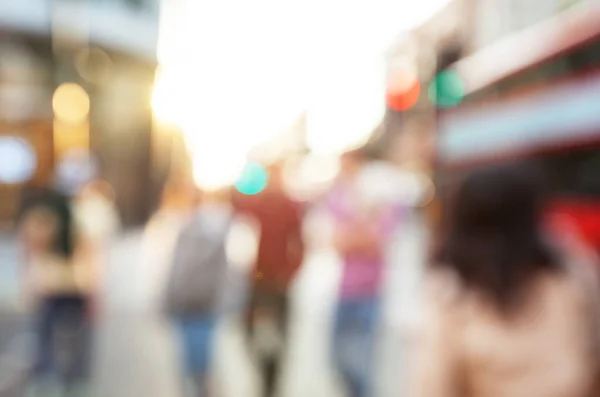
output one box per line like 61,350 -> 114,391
436,2 -> 600,250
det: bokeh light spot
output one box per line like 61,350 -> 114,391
75,47 -> 113,83
387,80 -> 420,111
235,162 -> 268,195
0,137 -> 37,184
52,83 -> 90,124
386,68 -> 420,111
429,70 -> 464,108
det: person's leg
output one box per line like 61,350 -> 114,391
59,297 -> 92,393
246,286 -> 289,397
262,290 -> 289,397
243,287 -> 258,355
177,317 -> 217,397
354,298 -> 379,397
332,300 -> 357,395
30,298 -> 74,397
31,298 -> 57,395
33,300 -> 54,380
177,319 -> 195,397
262,356 -> 278,397
332,298 -> 379,397
244,285 -> 265,382
193,317 -> 217,397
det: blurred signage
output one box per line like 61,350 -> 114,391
438,72 -> 600,163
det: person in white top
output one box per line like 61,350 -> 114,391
18,188 -> 93,395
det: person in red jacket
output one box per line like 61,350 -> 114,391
233,162 -> 305,397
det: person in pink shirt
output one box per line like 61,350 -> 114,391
325,148 -> 404,397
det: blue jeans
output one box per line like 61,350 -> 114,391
176,317 -> 216,379
332,297 -> 379,397
34,295 -> 91,386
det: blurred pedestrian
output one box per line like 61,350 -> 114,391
18,188 -> 94,395
325,149 -> 404,397
411,165 -> 600,397
163,188 -> 232,397
140,177 -> 196,312
73,179 -> 120,248
233,162 -> 305,397
72,179 -> 120,316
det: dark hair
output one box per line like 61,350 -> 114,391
434,164 -> 559,312
18,187 -> 75,259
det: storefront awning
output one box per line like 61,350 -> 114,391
439,73 -> 600,164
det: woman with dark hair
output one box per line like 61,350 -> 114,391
18,188 -> 94,395
411,165 -> 600,397
18,188 -> 75,260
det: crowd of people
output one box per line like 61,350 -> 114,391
15,148 -> 600,397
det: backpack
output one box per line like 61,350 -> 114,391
164,209 -> 231,316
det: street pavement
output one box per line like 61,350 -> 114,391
0,210 -> 427,397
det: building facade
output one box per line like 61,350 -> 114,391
383,0 -> 473,171
0,0 -> 160,226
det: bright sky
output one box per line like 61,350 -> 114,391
153,0 -> 453,188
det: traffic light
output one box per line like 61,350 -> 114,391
430,43 -> 464,108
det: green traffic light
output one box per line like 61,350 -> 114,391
429,70 -> 464,108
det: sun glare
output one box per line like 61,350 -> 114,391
153,0 -> 453,188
